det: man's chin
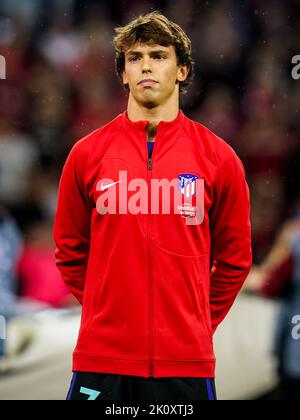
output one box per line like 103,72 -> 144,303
132,91 -> 160,108
143,101 -> 157,109
140,96 -> 159,109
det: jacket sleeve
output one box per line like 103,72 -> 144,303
209,148 -> 252,334
53,143 -> 92,305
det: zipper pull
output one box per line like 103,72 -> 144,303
148,157 -> 152,170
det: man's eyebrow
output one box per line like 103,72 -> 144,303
126,50 -> 169,56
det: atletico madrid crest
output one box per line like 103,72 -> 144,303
178,174 -> 198,199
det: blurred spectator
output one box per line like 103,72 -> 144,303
192,86 -> 240,144
26,56 -> 72,164
0,206 -> 22,358
0,118 -> 37,206
38,14 -> 86,73
246,210 -> 300,400
196,3 -> 243,70
0,0 -> 44,30
16,221 -> 76,308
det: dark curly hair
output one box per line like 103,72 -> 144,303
113,11 -> 195,95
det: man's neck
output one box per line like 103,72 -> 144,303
147,123 -> 157,142
127,95 -> 179,126
127,96 -> 180,142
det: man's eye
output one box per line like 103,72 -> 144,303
129,56 -> 139,62
153,55 -> 164,60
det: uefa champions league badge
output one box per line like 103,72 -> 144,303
177,174 -> 198,218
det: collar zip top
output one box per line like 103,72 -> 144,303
122,109 -> 184,134
54,107 -> 252,379
123,109 -> 184,170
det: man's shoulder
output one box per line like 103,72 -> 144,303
186,116 -> 239,163
73,113 -> 123,153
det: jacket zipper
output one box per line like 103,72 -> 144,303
146,138 -> 154,377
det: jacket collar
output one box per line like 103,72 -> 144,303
122,109 -> 185,134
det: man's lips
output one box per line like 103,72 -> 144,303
138,79 -> 158,87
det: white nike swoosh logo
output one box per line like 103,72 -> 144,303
100,181 -> 122,191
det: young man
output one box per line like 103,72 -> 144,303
54,12 -> 252,400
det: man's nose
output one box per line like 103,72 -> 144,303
142,57 -> 152,73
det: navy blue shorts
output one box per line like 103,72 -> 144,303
67,372 -> 217,400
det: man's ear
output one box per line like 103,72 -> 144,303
177,65 -> 189,83
122,70 -> 128,85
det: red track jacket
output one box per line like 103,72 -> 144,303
54,109 -> 252,378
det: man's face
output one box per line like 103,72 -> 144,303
122,43 -> 189,108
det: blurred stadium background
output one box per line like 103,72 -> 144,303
0,0 -> 300,400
